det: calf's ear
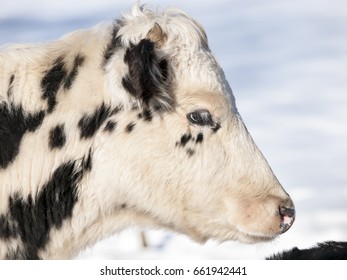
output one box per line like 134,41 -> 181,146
122,23 -> 174,111
146,22 -> 167,48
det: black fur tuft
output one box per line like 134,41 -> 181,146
78,103 -> 113,139
0,161 -> 84,259
103,23 -> 122,65
49,124 -> 66,149
41,57 -> 68,113
64,54 -> 85,90
125,122 -> 136,133
212,122 -> 221,133
7,74 -> 15,97
180,133 -> 192,147
186,148 -> 195,157
82,148 -> 93,172
41,54 -> 85,112
0,102 -> 45,169
267,241 -> 347,260
138,108 -> 153,122
122,39 -> 173,110
104,120 -> 117,132
196,132 -> 204,144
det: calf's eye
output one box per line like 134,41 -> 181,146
187,110 -> 213,126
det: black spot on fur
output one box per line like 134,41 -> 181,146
41,57 -> 68,113
103,23 -> 122,65
122,39 -> 173,110
0,161 -> 83,259
104,120 -> 117,132
78,103 -> 113,139
49,124 -> 66,149
112,105 -> 123,115
196,132 -> 204,144
82,148 -> 93,172
41,54 -> 85,112
26,112 -> 45,132
212,122 -> 221,133
180,133 -> 192,147
138,108 -> 153,122
63,54 -> 85,90
267,241 -> 347,260
125,122 -> 136,133
7,74 -> 15,97
142,109 -> 152,122
186,148 -> 195,157
0,102 -> 45,169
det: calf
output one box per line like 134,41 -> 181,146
0,4 -> 295,259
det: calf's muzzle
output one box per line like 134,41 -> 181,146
279,202 -> 295,234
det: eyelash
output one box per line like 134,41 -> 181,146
187,110 -> 214,126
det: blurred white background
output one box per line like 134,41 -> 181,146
1,0 -> 346,259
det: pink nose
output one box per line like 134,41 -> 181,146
279,205 -> 295,233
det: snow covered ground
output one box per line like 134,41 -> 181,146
1,0 -> 346,259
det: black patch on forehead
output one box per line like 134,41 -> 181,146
123,40 -> 157,104
0,102 -> 45,169
125,122 -> 136,133
41,57 -> 68,113
7,74 -> 15,98
49,124 -> 66,149
103,23 -> 122,65
122,39 -> 173,110
1,160 -> 84,259
63,54 -> 85,90
78,103 -> 113,139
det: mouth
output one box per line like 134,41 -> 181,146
185,223 -> 280,245
235,228 -> 279,244
180,208 -> 295,245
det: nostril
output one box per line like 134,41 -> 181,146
278,205 -> 295,234
279,206 -> 295,218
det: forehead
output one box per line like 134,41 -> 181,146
177,88 -> 233,118
169,44 -> 236,116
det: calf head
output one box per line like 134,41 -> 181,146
0,5 -> 295,259
100,5 -> 295,244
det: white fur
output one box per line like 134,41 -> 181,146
0,4 -> 294,259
